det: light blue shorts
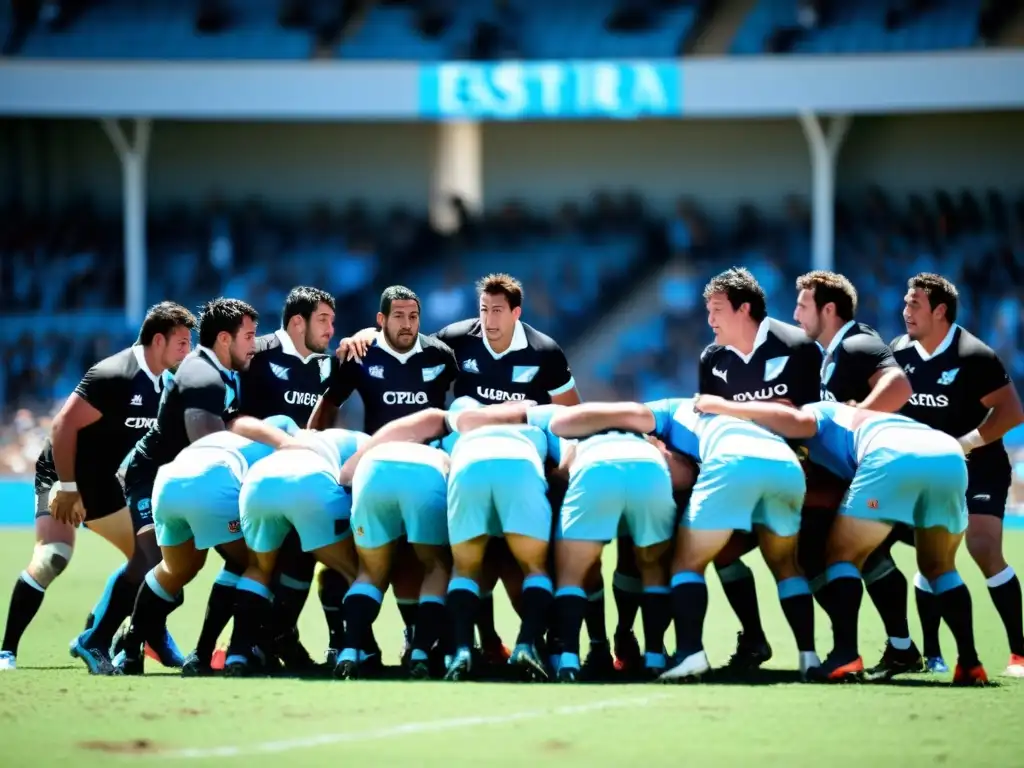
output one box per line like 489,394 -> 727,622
684,454 -> 806,537
351,459 -> 448,549
561,459 -> 675,547
447,457 -> 550,545
843,449 -> 968,534
152,453 -> 243,551
240,450 -> 351,554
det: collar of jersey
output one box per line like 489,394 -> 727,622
132,344 -> 162,392
723,317 -> 771,364
198,346 -> 237,381
823,319 -> 857,357
274,328 -> 326,363
374,331 -> 423,364
481,319 -> 529,360
912,323 -> 958,361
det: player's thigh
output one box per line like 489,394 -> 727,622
84,507 -> 135,559
682,458 -> 759,534
352,462 -> 405,549
840,452 -> 916,530
239,476 -> 293,554
290,474 -> 353,553
151,470 -> 197,549
494,460 -> 550,542
34,492 -> 76,548
673,526 -> 736,574
560,462 -> 624,544
751,458 -> 806,539
399,465 -> 449,547
826,514 -> 894,568
622,460 -> 676,548
914,526 -> 965,579
447,463 -> 499,545
79,475 -> 135,556
915,453 -> 969,537
189,476 -> 245,552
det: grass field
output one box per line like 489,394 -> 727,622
1,529 -> 1022,768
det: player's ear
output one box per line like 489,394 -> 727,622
376,311 -> 386,329
511,306 -> 523,321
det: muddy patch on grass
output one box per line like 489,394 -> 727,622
78,738 -> 161,754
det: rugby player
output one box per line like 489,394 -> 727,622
697,267 -> 823,671
72,298 -> 299,673
308,285 -> 457,665
229,428 -> 367,676
112,415 -> 301,675
553,399 -> 818,682
0,302 -> 195,672
335,274 -> 584,667
704,397 -> 990,685
192,286 -> 336,675
891,273 -> 1024,677
791,270 -> 923,679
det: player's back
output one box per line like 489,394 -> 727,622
182,415 -> 301,470
298,428 -> 369,470
450,424 -> 548,475
572,430 -> 665,471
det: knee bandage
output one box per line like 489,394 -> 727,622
29,542 -> 74,588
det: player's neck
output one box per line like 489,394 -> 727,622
287,328 -> 312,358
916,322 -> 953,355
727,321 -> 761,355
142,345 -> 166,376
487,334 -> 513,355
816,320 -> 846,352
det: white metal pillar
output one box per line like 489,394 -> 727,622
798,112 -> 851,272
101,118 -> 152,327
431,121 -> 482,235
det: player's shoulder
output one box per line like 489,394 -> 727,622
521,322 -> 563,353
840,323 -> 887,352
419,333 -> 457,359
699,342 -> 723,365
766,318 -> 817,350
90,345 -> 139,377
954,325 -> 998,359
889,333 -> 913,352
253,332 -> 283,357
177,350 -> 223,385
435,318 -> 480,343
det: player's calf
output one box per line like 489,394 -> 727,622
552,539 -> 604,681
444,538 -> 488,681
2,536 -> 74,665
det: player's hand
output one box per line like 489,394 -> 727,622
50,490 -> 86,526
335,329 -> 377,363
693,394 -> 728,415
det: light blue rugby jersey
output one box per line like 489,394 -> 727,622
301,427 -> 370,470
433,399 -> 565,466
645,397 -> 793,464
186,414 -> 301,467
803,401 -> 934,481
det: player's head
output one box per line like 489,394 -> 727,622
283,286 -> 336,354
904,273 -> 958,341
198,298 -> 260,372
477,273 -> 523,344
377,285 -> 421,353
138,301 -> 197,371
703,267 -> 767,346
793,270 -> 857,341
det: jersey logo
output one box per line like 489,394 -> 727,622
908,393 -> 949,408
904,364 -> 915,374
319,358 -> 331,383
130,394 -> 143,406
711,366 -> 728,383
384,391 -> 429,405
124,417 -> 157,429
477,387 -> 527,402
462,359 -> 479,373
764,356 -> 790,382
368,365 -> 385,380
270,363 -> 290,381
422,364 -> 446,383
937,368 -> 959,386
512,366 -> 539,383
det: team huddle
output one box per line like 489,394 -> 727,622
2,269 -> 1023,686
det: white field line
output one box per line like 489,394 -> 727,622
157,693 -> 669,759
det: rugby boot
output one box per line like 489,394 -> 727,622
612,630 -> 643,675
799,651 -> 822,681
112,647 -> 144,676
659,650 -> 711,683
223,646 -> 265,678
580,641 -> 615,681
69,635 -> 115,675
642,651 -> 668,681
272,627 -> 317,674
806,651 -> 864,683
864,641 -> 924,681
145,628 -> 185,668
1003,653 -> 1024,678
181,650 -> 214,677
480,636 -> 512,669
444,648 -> 474,681
925,656 -> 950,673
407,650 -> 432,680
0,651 -> 15,670
723,631 -> 773,672
324,648 -> 340,669
556,665 -> 579,683
952,661 -> 990,686
509,643 -> 550,682
399,626 -> 414,667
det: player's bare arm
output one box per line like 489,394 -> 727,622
307,395 -> 339,430
49,393 -> 102,525
227,415 -> 302,449
184,408 -> 227,443
694,396 -> 817,439
856,367 -> 913,412
337,408 -> 448,485
550,386 -> 581,407
965,382 -> 1024,453
548,402 -> 656,439
452,401 -> 538,433
336,326 -> 378,362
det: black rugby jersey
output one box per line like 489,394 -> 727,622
322,332 -> 458,435
435,319 -> 574,405
240,329 -> 334,424
699,318 -> 822,406
891,324 -> 1012,466
820,321 -> 899,404
37,345 -> 164,484
131,347 -> 239,474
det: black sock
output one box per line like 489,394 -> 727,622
340,583 -> 384,658
270,574 -> 312,644
864,560 -> 911,642
85,565 -> 140,652
777,577 -> 815,652
124,573 -> 178,659
2,573 -> 46,655
318,568 -> 349,650
226,578 -> 273,661
716,560 -> 766,642
585,585 -> 608,645
476,590 -> 500,644
396,598 -> 418,632
914,574 -> 943,659
554,587 -> 587,667
411,597 -> 446,660
986,567 -> 1024,656
932,572 -> 979,668
823,563 -> 863,658
516,575 -> 553,648
670,572 -> 708,658
196,570 -> 240,662
612,571 -> 642,636
640,586 -> 671,661
446,578 -> 480,653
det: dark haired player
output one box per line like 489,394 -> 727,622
890,273 -> 1024,678
0,302 -> 196,673
71,298 -> 300,674
697,267 -> 823,671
